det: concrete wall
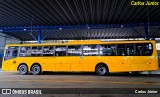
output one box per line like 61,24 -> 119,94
0,33 -> 21,67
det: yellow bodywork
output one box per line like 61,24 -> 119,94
2,40 -> 159,72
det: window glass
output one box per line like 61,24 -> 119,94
68,45 -> 82,56
100,45 -> 116,56
31,46 -> 42,56
136,44 -> 144,56
136,43 -> 153,56
19,46 -> 31,57
55,46 -> 66,56
117,44 -> 126,56
5,46 -> 19,60
43,46 -> 54,56
144,44 -> 152,56
83,45 -> 99,56
125,44 -> 135,56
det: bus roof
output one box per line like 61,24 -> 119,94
6,40 -> 155,47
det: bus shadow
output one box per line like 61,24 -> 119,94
12,72 -> 160,77
42,71 -> 95,76
40,72 -> 160,77
108,73 -> 160,77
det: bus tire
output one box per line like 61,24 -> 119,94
95,64 -> 108,76
18,64 -> 28,75
31,64 -> 41,75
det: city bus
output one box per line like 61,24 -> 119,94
2,40 -> 159,75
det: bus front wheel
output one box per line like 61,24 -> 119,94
18,64 -> 28,75
95,64 -> 108,76
31,64 -> 41,75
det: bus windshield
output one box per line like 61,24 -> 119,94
4,46 -> 19,61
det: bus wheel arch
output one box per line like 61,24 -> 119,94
17,63 -> 28,75
95,63 -> 109,76
30,63 -> 42,75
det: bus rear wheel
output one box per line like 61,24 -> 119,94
96,64 -> 108,76
31,64 -> 41,75
18,64 -> 28,75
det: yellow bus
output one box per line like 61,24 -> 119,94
2,40 -> 159,75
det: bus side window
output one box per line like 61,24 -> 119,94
83,45 -> 99,56
125,44 -> 135,56
31,46 -> 42,56
19,46 -> 31,57
144,43 -> 153,56
43,46 -> 54,56
135,43 -> 153,56
68,45 -> 82,56
100,45 -> 116,56
116,44 -> 135,56
13,50 -> 18,56
55,46 -> 66,56
135,44 -> 142,56
100,45 -> 108,56
117,44 -> 126,56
